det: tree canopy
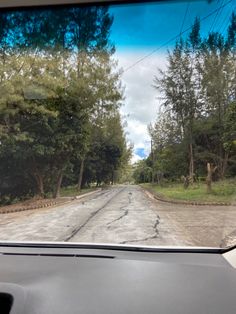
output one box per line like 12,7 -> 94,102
0,6 -> 131,204
134,13 -> 236,186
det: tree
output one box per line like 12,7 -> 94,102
133,160 -> 152,184
0,5 -> 127,203
206,163 -> 217,193
223,101 -> 236,173
81,111 -> 131,187
153,36 -> 201,181
148,12 -> 236,186
148,109 -> 188,181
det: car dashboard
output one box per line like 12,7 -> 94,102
0,243 -> 235,314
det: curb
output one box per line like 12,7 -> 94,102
0,199 -> 72,215
72,188 -> 101,200
0,188 -> 101,215
142,187 -> 236,207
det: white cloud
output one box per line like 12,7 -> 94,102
131,153 -> 143,164
115,50 -> 167,163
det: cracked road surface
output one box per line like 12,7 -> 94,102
0,185 -> 236,247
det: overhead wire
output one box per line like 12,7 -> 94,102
209,0 -> 223,32
217,1 -> 235,32
179,1 -> 190,37
123,0 -> 233,73
221,3 -> 236,34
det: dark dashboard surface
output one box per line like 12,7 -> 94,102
0,244 -> 235,314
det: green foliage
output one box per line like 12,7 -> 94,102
133,160 -> 152,184
140,13 -> 236,186
81,112 -> 131,186
59,186 -> 96,198
223,101 -> 236,152
0,7 -> 131,204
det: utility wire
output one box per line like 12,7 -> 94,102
220,3 -> 235,34
180,1 -> 190,36
218,1 -> 235,32
213,0 -> 228,32
123,0 -> 233,73
222,7 -> 235,34
209,0 -> 223,32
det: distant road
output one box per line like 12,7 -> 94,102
0,185 -> 235,247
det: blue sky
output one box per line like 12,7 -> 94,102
107,0 -> 235,162
135,148 -> 147,158
110,0 -> 234,49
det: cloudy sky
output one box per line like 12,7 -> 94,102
108,0 -> 234,162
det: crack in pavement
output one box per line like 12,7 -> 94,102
120,214 -> 160,245
64,187 -> 126,242
106,195 -> 132,228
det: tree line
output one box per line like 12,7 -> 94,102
0,6 -> 131,204
134,13 -> 236,189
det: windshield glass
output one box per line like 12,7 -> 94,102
0,0 -> 235,248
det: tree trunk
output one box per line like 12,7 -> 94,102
220,152 -> 229,179
206,163 -> 212,193
189,142 -> 194,183
206,163 -> 217,193
151,140 -> 155,184
111,170 -> 114,185
33,172 -> 44,198
53,171 -> 63,199
77,157 -> 85,191
182,175 -> 190,189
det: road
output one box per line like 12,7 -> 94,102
0,185 -> 236,247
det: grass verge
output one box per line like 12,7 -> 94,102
60,186 -> 98,197
141,179 -> 236,203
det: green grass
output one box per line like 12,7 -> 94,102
141,179 -> 236,203
60,186 -> 97,197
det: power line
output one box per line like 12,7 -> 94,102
123,0 -> 233,73
209,0 -> 223,32
222,7 -> 235,34
215,2 -> 230,32
220,4 -> 235,34
213,0 -> 228,32
218,1 -> 235,32
180,1 -> 190,36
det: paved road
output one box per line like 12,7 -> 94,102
0,185 -> 235,247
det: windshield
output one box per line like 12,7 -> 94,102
0,0 -> 235,248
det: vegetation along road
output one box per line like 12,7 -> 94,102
0,185 -> 235,247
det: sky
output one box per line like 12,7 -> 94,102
108,0 -> 235,163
